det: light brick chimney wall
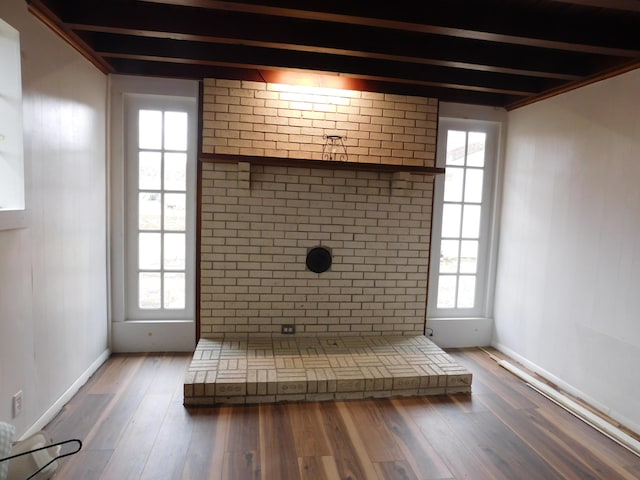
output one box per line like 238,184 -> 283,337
202,79 -> 438,166
199,162 -> 434,337
199,78 -> 439,337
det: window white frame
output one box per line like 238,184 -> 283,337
109,75 -> 199,352
124,95 -> 197,321
0,18 -> 27,230
428,118 -> 499,319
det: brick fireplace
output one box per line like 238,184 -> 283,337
184,78 -> 472,405
199,78 -> 439,338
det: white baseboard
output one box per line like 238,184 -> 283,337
20,348 -> 110,440
496,357 -> 640,456
492,342 -> 640,437
111,320 -> 195,352
427,317 -> 493,348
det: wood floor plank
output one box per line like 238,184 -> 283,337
222,452 -> 261,480
377,398 -> 453,479
373,460 -> 421,480
334,401 -> 388,479
85,355 -> 162,450
145,353 -> 192,397
46,356 -> 151,478
46,397 -> 112,480
226,404 -> 260,453
534,402 -> 640,479
625,465 -> 640,477
465,348 -> 640,477
288,402 -> 332,458
210,405 -> 232,480
397,396 -> 498,479
430,397 -> 565,480
297,456 -> 341,480
45,393 -> 112,447
478,392 -> 610,480
450,349 -> 545,410
39,348 -> 640,480
138,401 -> 193,480
259,403 -> 301,480
344,399 -> 406,463
180,408 -> 225,480
53,449 -> 112,480
223,404 -> 260,479
99,393 -> 172,479
320,401 -> 377,480
86,354 -> 137,395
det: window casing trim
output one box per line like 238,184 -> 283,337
123,94 -> 197,321
428,118 -> 501,320
108,74 -> 199,327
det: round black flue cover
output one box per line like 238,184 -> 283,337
306,246 -> 332,273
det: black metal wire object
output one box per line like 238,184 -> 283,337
0,438 -> 82,480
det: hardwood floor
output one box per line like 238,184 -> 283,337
43,348 -> 640,479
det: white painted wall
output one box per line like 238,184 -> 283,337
0,1 -> 108,437
493,69 -> 640,434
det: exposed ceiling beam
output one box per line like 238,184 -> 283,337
506,57 -> 640,110
106,56 -> 517,107
24,0 -> 640,110
139,0 -> 640,57
89,31 -> 568,93
99,51 -> 533,97
551,0 -> 640,12
69,24 -> 580,82
59,1 -> 630,79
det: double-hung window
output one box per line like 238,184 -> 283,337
428,119 -> 498,319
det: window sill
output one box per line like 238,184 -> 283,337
428,316 -> 489,321
0,209 -> 28,231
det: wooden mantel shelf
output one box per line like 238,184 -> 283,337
200,153 -> 445,175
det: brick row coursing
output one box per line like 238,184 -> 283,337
202,78 -> 438,167
199,78 -> 439,338
199,162 -> 434,337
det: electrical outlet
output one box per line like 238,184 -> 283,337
281,324 -> 296,335
12,390 -> 23,418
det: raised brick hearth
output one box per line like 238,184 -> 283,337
184,335 -> 472,406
